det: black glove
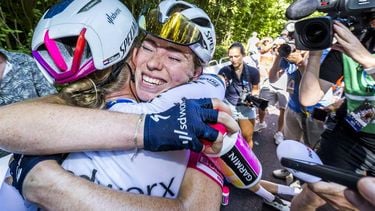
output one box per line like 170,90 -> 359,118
144,98 -> 219,152
9,153 -> 65,197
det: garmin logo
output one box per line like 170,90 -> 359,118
106,8 -> 121,24
221,147 -> 258,186
227,151 -> 253,182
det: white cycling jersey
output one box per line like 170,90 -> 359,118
0,74 -> 225,210
62,74 -> 225,197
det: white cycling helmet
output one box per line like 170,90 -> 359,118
138,0 -> 216,64
32,0 -> 138,84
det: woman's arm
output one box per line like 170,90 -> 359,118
0,96 -> 238,154
23,160 -> 221,210
0,97 -> 142,154
111,74 -> 225,114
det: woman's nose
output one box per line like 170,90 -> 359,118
146,53 -> 163,71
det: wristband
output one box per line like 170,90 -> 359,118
131,114 -> 144,160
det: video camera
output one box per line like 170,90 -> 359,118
286,0 -> 375,50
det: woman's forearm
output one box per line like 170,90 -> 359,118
24,161 -> 221,210
0,100 -> 142,154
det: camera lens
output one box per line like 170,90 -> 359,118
294,16 -> 333,50
304,22 -> 329,43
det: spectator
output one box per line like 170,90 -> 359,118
257,37 -> 276,81
0,0 -> 239,209
271,42 -> 325,181
255,31 -> 290,146
0,49 -> 56,106
292,18 -> 375,210
246,31 -> 261,68
219,42 -> 260,148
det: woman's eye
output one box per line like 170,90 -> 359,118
169,56 -> 182,62
142,45 -> 153,52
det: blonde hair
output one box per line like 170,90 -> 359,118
53,36 -> 142,109
57,64 -> 129,109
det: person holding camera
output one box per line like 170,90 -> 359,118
270,41 -> 327,183
255,31 -> 291,145
273,42 -> 324,148
292,18 -> 375,211
218,42 -> 260,148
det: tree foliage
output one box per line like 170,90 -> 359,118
0,0 -> 293,60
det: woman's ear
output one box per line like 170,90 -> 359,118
192,66 -> 203,80
131,47 -> 139,66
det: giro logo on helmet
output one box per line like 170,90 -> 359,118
106,8 -> 121,24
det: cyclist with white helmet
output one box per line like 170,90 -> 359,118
0,0 -> 239,210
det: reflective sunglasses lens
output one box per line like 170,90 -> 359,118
139,11 -> 201,45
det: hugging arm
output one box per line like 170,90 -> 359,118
0,96 -> 238,155
0,97 -> 144,154
22,160 -> 221,210
111,74 -> 226,114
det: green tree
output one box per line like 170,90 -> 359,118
0,0 -> 293,60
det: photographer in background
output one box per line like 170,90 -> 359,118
269,40 -> 325,182
219,42 -> 260,148
255,30 -> 291,144
293,15 -> 375,211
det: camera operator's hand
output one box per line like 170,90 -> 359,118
333,21 -> 375,69
308,181 -> 357,210
344,177 -> 375,211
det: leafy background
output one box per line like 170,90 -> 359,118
0,0 -> 292,60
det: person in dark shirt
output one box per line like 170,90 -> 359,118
218,42 -> 260,148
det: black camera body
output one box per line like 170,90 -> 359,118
278,42 -> 297,57
243,94 -> 269,111
291,0 -> 375,50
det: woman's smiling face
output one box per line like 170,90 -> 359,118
132,34 -> 200,101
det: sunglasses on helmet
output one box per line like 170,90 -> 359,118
138,8 -> 202,47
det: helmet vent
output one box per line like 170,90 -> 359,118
190,18 -> 210,27
167,4 -> 190,16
